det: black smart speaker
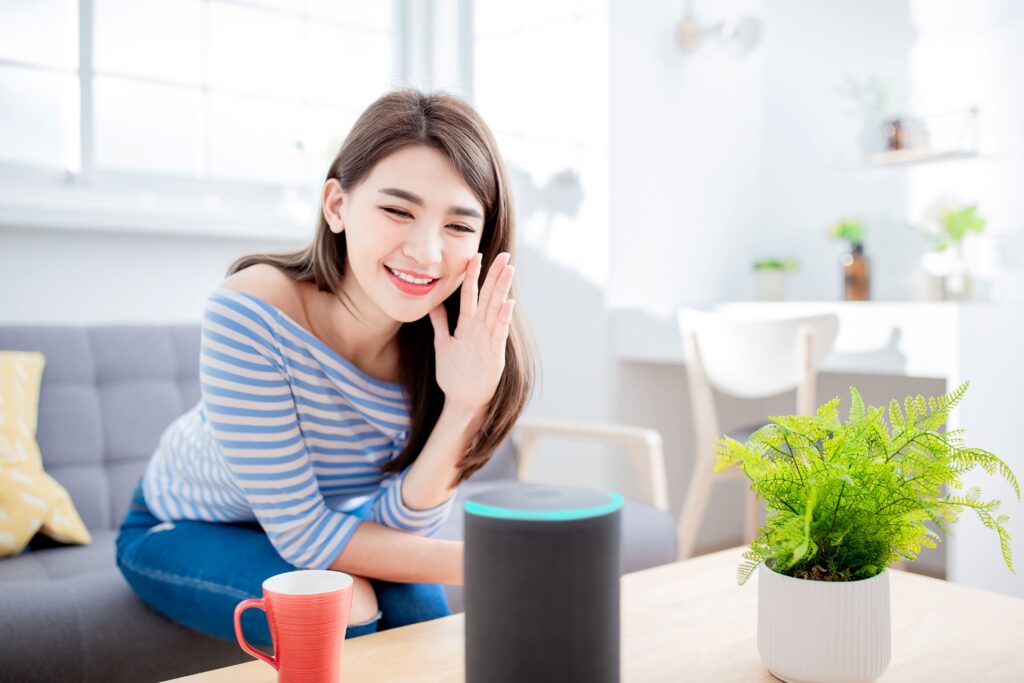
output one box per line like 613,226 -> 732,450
463,484 -> 623,683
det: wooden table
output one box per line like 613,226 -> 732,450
168,546 -> 1024,682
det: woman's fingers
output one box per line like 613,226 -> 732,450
485,264 -> 515,329
460,253 -> 481,320
477,252 -> 510,318
491,299 -> 515,354
428,304 -> 450,346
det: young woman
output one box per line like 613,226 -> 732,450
115,88 -> 535,644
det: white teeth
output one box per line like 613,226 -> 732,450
388,267 -> 433,285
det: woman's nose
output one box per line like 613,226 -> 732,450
402,226 -> 443,265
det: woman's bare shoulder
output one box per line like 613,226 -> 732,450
218,264 -> 306,321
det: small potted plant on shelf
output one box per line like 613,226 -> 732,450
752,259 -> 799,301
715,383 -> 1018,683
827,216 -> 870,301
917,201 -> 987,300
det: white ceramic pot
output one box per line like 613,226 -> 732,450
758,563 -> 891,683
754,270 -> 787,301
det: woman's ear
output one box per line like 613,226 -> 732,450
322,179 -> 345,234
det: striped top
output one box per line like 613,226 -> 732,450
142,286 -> 456,570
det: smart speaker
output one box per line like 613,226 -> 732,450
463,484 -> 623,683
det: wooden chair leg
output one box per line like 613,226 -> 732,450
676,449 -> 716,561
743,485 -> 759,545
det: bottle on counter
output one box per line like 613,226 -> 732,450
841,242 -> 871,301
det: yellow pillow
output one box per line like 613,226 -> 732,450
0,351 -> 91,555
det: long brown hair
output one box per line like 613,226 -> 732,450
228,88 -> 535,485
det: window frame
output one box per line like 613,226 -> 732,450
0,0 -> 468,241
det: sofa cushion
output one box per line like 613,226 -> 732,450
0,530 -> 119,581
0,351 -> 91,555
1,569 -> 248,683
0,325 -> 202,531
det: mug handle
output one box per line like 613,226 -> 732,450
234,598 -> 277,670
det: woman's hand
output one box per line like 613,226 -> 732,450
428,252 -> 515,414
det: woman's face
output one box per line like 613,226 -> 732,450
324,144 -> 486,323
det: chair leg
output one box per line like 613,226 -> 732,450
676,450 -> 716,561
743,486 -> 759,545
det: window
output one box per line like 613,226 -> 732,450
0,0 -> 607,253
0,0 -> 401,236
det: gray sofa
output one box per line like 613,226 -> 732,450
0,324 -> 677,682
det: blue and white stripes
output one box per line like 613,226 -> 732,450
142,287 -> 456,570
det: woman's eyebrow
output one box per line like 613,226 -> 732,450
378,187 -> 483,219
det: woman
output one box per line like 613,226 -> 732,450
115,88 -> 535,644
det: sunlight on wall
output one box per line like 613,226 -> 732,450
474,0 -> 610,288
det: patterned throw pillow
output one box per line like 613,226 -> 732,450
0,351 -> 91,556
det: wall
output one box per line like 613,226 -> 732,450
607,0 -> 952,578
609,0 -> 765,315
1,226 -> 298,323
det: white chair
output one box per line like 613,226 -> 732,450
675,308 -> 839,560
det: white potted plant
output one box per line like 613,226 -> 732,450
917,201 -> 987,300
752,259 -> 799,301
715,383 -> 1018,683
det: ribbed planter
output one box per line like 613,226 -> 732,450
758,563 -> 891,683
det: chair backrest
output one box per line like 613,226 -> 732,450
677,308 -> 839,399
673,308 -> 840,558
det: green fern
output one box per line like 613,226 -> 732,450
717,382 -> 1019,584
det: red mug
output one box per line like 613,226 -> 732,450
234,570 -> 354,683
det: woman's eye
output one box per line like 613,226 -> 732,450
383,207 -> 475,234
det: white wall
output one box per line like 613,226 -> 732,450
754,0 -> 916,302
604,0 -> 971,575
1,225 -> 301,323
609,0 -> 764,315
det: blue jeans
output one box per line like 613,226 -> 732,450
115,479 -> 451,646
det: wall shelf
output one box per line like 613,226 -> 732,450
868,148 -> 978,167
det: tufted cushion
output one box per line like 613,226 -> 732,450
0,325 -> 202,531
1,569 -> 250,682
0,351 -> 92,555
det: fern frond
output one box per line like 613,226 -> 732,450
736,547 -> 769,585
817,396 -> 842,425
737,558 -> 761,585
933,381 -> 970,417
848,387 -> 865,422
953,448 -> 1021,499
715,382 -> 1017,583
972,505 -> 1016,574
889,399 -> 905,430
904,394 -> 922,424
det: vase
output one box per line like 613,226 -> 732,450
841,244 -> 870,301
943,243 -> 974,300
758,563 -> 891,683
754,270 -> 787,301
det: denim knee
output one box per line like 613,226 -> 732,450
373,581 -> 451,631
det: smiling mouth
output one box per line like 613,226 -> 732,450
386,266 -> 438,285
385,265 -> 439,296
